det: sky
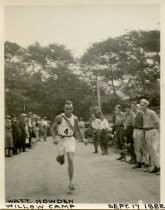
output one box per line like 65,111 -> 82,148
5,4 -> 160,57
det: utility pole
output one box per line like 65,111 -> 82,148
96,75 -> 101,113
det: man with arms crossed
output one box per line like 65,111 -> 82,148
52,100 -> 87,191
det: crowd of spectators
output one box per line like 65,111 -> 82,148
5,112 -> 51,157
89,99 -> 160,175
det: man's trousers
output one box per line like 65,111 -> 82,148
133,129 -> 149,165
145,129 -> 160,168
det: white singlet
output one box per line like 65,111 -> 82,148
58,114 -> 75,137
57,114 -> 76,154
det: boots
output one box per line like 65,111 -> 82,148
116,151 -> 123,160
120,151 -> 126,162
132,162 -> 142,169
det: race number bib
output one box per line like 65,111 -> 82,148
58,116 -> 74,136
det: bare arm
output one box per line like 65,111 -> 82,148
51,115 -> 62,139
74,117 -> 82,138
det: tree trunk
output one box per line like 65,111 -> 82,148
109,64 -> 120,99
110,78 -> 121,99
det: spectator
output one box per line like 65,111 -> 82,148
131,102 -> 149,169
78,117 -> 85,142
99,113 -> 109,155
114,105 -> 125,161
5,115 -> 14,157
34,123 -> 40,143
19,113 -> 27,152
47,121 -> 52,136
37,116 -> 43,141
140,99 -> 160,175
124,103 -> 135,164
27,112 -> 33,148
42,117 -> 48,141
90,113 -> 101,153
11,114 -> 21,155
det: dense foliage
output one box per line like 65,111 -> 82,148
5,30 -> 160,119
81,30 -> 160,107
5,42 -> 93,120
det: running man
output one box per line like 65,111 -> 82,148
51,100 -> 87,191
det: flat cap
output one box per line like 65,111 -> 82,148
20,113 -> 27,117
140,99 -> 149,106
115,104 -> 121,109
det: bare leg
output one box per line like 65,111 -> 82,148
67,152 -> 75,190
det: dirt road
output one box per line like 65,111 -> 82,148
5,137 -> 160,203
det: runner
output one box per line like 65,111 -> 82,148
51,100 -> 87,191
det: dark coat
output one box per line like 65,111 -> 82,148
11,120 -> 21,146
19,120 -> 26,139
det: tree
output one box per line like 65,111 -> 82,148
5,41 -> 93,120
81,30 -> 160,110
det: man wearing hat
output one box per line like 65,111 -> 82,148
140,99 -> 160,174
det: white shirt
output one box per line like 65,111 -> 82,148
91,119 -> 101,130
42,120 -> 48,127
28,118 -> 32,127
100,118 -> 109,130
58,114 -> 75,137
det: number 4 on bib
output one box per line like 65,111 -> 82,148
64,128 -> 69,135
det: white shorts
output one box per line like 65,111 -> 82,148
57,136 -> 76,155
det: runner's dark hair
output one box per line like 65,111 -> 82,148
64,100 -> 73,105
